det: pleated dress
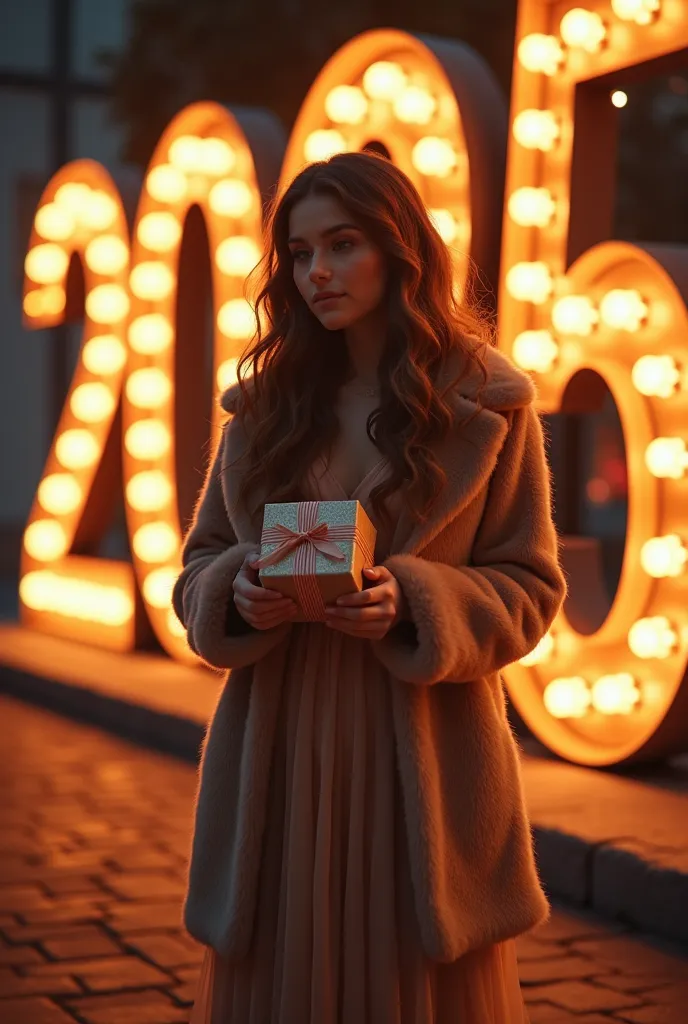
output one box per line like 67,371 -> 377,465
189,380 -> 531,1024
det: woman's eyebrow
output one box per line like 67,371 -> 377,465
288,222 -> 361,244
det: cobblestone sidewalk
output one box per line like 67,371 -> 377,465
0,695 -> 686,1024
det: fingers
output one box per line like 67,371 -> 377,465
235,594 -> 298,630
325,602 -> 393,621
325,618 -> 389,638
235,557 -> 286,602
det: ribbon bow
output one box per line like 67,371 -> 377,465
253,521 -> 346,569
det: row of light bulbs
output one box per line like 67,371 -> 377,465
521,609 -> 677,717
303,59 -> 463,182
127,135 -> 253,592
520,1 -> 661,75
507,0 -> 663,363
544,672 -> 642,718
524,609 -> 679,666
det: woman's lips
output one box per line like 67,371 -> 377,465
314,294 -> 344,307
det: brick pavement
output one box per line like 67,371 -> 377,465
0,695 -> 686,1024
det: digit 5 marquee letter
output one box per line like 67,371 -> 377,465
499,0 -> 688,764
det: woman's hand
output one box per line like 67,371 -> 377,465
324,565 -> 408,640
233,550 -> 298,631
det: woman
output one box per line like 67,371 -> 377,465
173,151 -> 567,1023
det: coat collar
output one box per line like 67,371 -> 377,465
221,343 -> 535,556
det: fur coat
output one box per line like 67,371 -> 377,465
172,343 -> 567,963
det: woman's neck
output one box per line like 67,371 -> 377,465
343,307 -> 388,385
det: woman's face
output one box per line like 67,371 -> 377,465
288,193 -> 387,331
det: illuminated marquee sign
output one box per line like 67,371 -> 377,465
19,4 -> 688,765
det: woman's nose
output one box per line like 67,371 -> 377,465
308,256 -> 332,283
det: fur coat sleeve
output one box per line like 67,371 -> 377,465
371,403 -> 566,685
171,428 -> 292,670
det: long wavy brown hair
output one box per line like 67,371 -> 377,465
227,150 -> 490,535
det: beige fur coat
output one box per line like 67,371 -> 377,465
172,343 -> 567,963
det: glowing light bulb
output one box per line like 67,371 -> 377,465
199,138 -> 235,176
128,314 -> 173,355
133,522 -> 178,563
520,632 -> 556,666
83,191 -> 118,231
209,179 -> 253,218
394,86 -> 436,125
640,535 -> 687,578
125,419 -> 171,460
24,520 -> 68,561
126,368 -> 172,409
611,0 -> 660,25
55,429 -> 99,470
126,470 -> 173,512
304,129 -> 347,162
70,382 -> 116,423
411,137 -> 457,178
645,437 -> 688,478
85,284 -> 130,323
25,243 -> 69,284
560,8 -> 607,52
428,209 -> 459,244
143,566 -> 179,608
84,235 -> 129,275
508,187 -> 556,227
628,616 -> 677,659
505,262 -> 553,304
544,677 -> 591,718
145,164 -> 188,203
599,289 -> 648,331
82,335 -> 126,376
137,212 -> 182,253
591,673 -> 640,715
35,202 -> 75,241
38,474 -> 82,515
325,85 -> 368,124
551,295 -> 599,336
217,357 -> 239,391
217,298 -> 255,339
632,355 -> 680,398
23,291 -> 43,318
168,135 -> 204,173
41,285 -> 67,316
129,261 -> 175,301
513,109 -> 560,151
54,182 -> 91,214
215,236 -> 261,276
20,571 -> 133,625
512,330 -> 559,372
362,61 -> 407,100
611,90 -> 628,108
517,34 -> 564,75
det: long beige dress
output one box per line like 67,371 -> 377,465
190,381 -> 530,1024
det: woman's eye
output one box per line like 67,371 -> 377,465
333,239 -> 353,251
291,249 -> 309,261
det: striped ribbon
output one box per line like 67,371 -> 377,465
253,501 -> 375,620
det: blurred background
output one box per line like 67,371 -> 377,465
1,0 -> 687,624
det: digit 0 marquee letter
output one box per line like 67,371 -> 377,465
20,162 -> 137,651
123,102 -> 282,661
499,0 -> 688,764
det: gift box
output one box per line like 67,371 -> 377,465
254,499 -> 377,622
